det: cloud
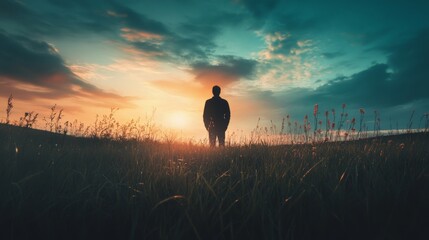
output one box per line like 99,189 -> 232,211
191,56 -> 258,86
268,13 -> 321,33
254,31 -> 316,89
1,0 -> 251,74
250,29 -> 429,120
386,30 -> 429,103
127,10 -> 247,65
0,0 -> 32,19
257,32 -> 313,60
0,0 -> 56,36
0,30 -> 133,107
322,51 -> 345,59
0,31 -> 90,89
0,0 -> 170,39
238,0 -> 280,18
108,2 -> 171,36
43,0 -> 238,65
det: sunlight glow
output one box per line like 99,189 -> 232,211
166,111 -> 190,130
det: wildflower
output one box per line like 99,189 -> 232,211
304,115 -> 308,120
318,120 -> 322,125
332,122 -> 335,128
360,108 -> 365,114
325,111 -> 329,117
342,103 -> 346,109
399,143 -> 405,150
351,118 -> 356,124
7,95 -> 13,108
313,104 -> 319,117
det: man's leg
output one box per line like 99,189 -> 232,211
218,130 -> 225,147
209,130 -> 216,147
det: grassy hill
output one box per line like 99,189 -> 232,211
1,123 -> 429,239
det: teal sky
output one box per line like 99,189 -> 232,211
1,0 -> 429,137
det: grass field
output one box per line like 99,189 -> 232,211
1,123 -> 429,239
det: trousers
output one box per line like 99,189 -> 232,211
208,128 -> 225,147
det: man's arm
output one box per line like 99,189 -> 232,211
203,100 -> 210,130
224,100 -> 230,130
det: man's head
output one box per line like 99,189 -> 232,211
212,85 -> 221,96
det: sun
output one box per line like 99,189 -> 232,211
166,111 -> 189,129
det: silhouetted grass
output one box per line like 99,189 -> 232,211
1,123 -> 428,239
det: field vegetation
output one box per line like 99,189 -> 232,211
1,96 -> 429,239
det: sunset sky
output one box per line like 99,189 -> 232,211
1,0 -> 429,139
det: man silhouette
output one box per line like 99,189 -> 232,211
203,85 -> 230,147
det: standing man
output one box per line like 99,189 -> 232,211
203,85 -> 231,147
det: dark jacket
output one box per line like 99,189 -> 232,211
203,96 -> 230,131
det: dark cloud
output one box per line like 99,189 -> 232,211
191,56 -> 258,85
0,30 -> 132,106
131,41 -> 163,55
0,0 -> 118,37
322,51 -> 344,59
1,0 -> 256,102
253,29 -> 429,120
270,13 -> 321,33
0,0 -> 32,18
387,30 -> 429,103
109,2 -> 170,35
239,0 -> 280,18
314,64 -> 392,107
165,12 -> 245,62
0,0 -> 249,69
0,30 -> 92,90
168,36 -> 215,62
0,0 -> 170,38
130,33 -> 215,63
0,0 -> 55,35
129,10 -> 247,64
